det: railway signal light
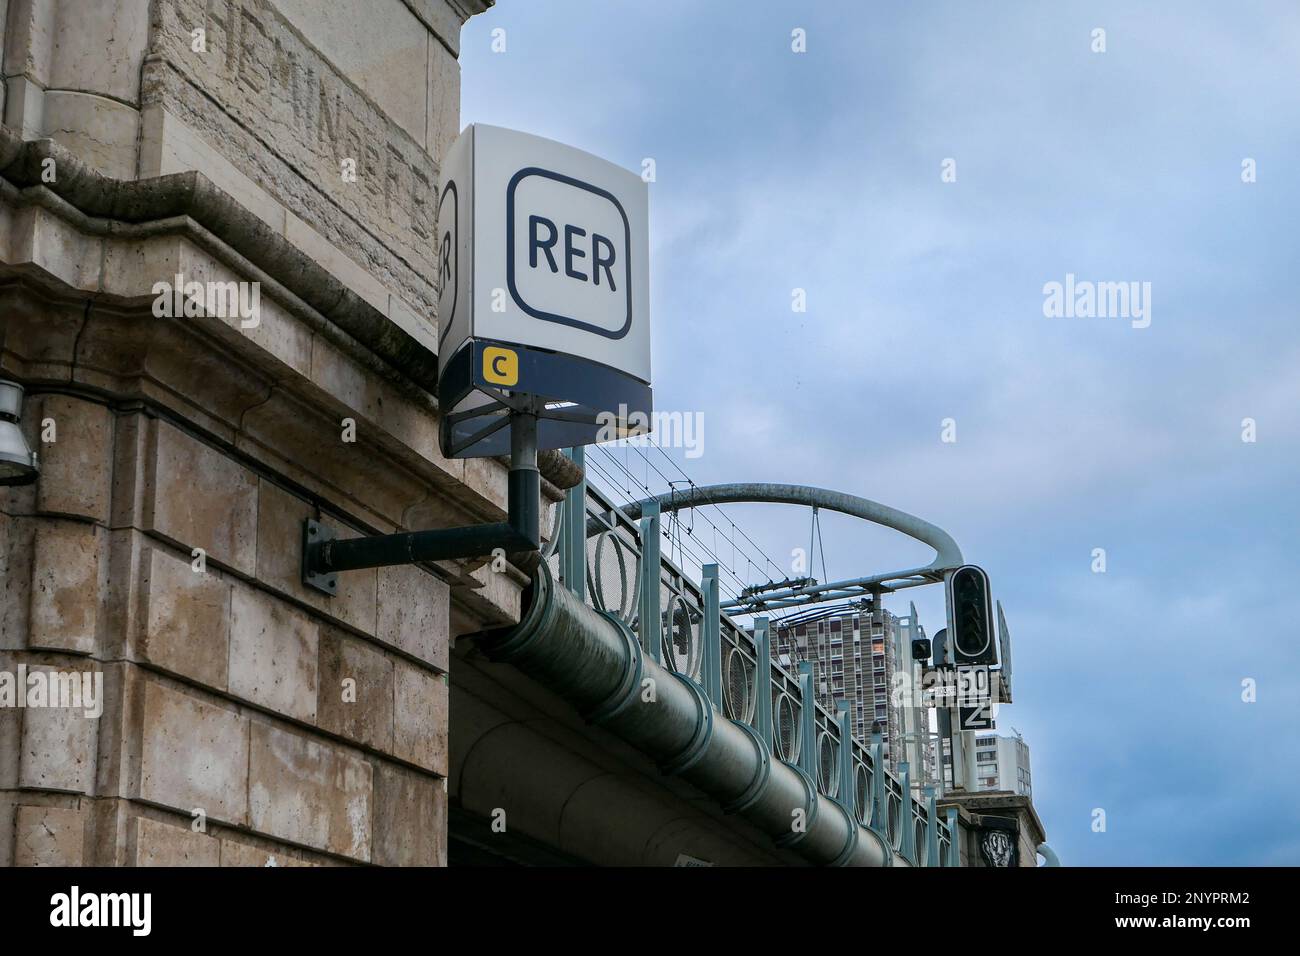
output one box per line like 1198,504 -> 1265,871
947,565 -> 997,666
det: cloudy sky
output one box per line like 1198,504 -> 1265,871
460,1 -> 1300,865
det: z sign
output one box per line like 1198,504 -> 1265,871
959,703 -> 995,732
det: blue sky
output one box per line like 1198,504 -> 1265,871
460,1 -> 1300,865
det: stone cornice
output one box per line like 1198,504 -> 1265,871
0,127 -> 438,387
0,126 -> 581,493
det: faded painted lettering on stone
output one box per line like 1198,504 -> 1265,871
151,0 -> 436,254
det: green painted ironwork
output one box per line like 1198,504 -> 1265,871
543,464 -> 962,866
701,563 -> 722,708
753,618 -> 773,748
946,807 -> 962,867
836,702 -> 854,814
638,499 -> 660,664
925,786 -> 940,867
797,663 -> 816,778
561,447 -> 586,600
899,762 -> 916,863
870,730 -> 887,835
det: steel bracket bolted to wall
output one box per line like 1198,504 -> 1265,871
301,411 -> 541,595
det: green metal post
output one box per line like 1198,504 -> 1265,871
837,702 -> 853,812
797,662 -> 816,775
639,499 -> 661,664
561,447 -> 586,600
945,807 -> 961,866
899,762 -> 916,863
925,785 -> 940,867
701,564 -> 722,707
754,618 -> 773,748
870,729 -> 887,834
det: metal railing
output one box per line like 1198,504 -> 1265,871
548,463 -> 959,865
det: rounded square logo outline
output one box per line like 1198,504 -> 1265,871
505,166 -> 633,340
482,346 -> 519,386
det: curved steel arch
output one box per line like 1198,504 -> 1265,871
617,483 -> 963,611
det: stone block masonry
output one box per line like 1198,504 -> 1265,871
1,397 -> 467,865
0,0 -> 502,867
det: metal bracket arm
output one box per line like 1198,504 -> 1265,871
301,412 -> 540,596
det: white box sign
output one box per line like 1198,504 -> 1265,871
436,125 -> 652,458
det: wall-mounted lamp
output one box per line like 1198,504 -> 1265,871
0,379 -> 39,486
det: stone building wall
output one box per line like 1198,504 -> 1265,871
0,0 -> 504,866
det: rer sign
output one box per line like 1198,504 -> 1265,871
436,125 -> 652,459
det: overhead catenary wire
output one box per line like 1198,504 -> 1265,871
586,451 -> 733,574
586,446 -> 776,599
584,443 -> 803,629
590,439 -> 777,583
579,465 -> 804,667
584,452 -> 754,599
647,442 -> 790,581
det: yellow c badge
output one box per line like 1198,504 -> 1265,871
482,347 -> 518,386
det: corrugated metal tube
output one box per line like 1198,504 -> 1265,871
477,563 -> 892,867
